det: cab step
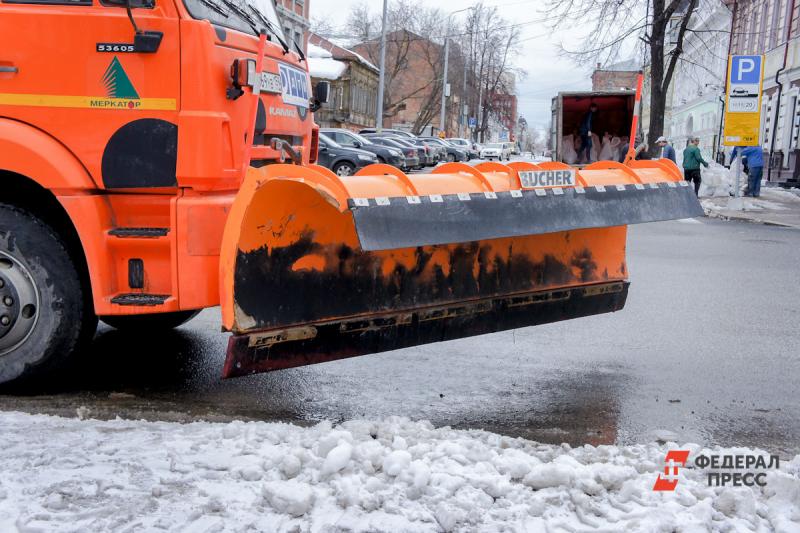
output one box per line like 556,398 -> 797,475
111,293 -> 169,306
109,227 -> 170,238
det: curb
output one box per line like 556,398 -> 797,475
703,208 -> 800,229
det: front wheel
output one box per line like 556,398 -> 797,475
0,204 -> 96,385
333,162 -> 356,176
447,153 -> 456,163
101,310 -> 200,331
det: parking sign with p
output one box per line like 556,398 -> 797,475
723,55 -> 764,146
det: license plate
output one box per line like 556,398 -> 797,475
518,169 -> 576,189
260,72 -> 282,94
278,63 -> 310,108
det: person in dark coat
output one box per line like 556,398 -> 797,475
578,103 -> 598,163
731,145 -> 765,197
656,136 -> 676,163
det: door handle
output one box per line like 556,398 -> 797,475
0,66 -> 18,73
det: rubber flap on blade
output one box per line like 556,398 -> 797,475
349,182 -> 704,251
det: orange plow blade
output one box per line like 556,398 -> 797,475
219,160 -> 701,378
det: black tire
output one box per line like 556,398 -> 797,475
333,161 -> 356,176
0,204 -> 96,385
101,310 -> 200,331
447,153 -> 456,163
377,156 -> 386,164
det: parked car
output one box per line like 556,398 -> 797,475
446,138 -> 480,160
507,142 -> 519,156
358,127 -> 416,139
405,138 -> 437,166
317,133 -> 378,176
419,137 -> 468,162
362,135 -> 421,170
480,142 -> 512,161
321,128 -> 406,169
380,136 -> 428,169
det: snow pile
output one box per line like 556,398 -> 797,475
1,411 -> 799,531
699,161 -> 738,197
307,43 -> 347,80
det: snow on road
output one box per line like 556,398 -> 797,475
0,411 -> 798,532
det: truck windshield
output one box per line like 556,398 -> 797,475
184,0 -> 284,41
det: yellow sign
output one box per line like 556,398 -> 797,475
723,55 -> 764,146
0,93 -> 176,111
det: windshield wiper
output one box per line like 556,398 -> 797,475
246,5 -> 290,55
211,0 -> 260,36
198,0 -> 229,18
293,40 -> 306,62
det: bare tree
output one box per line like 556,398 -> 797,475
458,3 -> 522,142
546,0 -> 701,156
310,16 -> 336,38
344,1 -> 446,134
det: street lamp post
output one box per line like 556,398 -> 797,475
439,7 -> 469,137
376,0 -> 388,132
438,36 -> 449,136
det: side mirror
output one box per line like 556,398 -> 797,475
319,144 -> 327,152
134,31 -> 163,53
353,140 -> 362,148
103,0 -> 161,53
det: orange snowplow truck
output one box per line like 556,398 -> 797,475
0,1 -> 702,384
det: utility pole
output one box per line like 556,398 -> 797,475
439,35 -> 450,136
462,29 -> 471,139
376,0 -> 388,133
439,7 -> 469,137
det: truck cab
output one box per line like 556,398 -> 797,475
0,0 -> 317,382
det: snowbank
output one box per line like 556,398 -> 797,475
307,43 -> 347,80
0,411 -> 798,531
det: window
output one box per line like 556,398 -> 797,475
181,0 -> 284,41
2,0 -> 91,5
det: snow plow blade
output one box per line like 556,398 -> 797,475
220,160 -> 701,378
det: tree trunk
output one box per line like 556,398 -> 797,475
647,17 -> 667,158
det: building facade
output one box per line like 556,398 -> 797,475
728,0 -> 800,185
591,60 -> 640,91
307,33 -> 379,131
491,92 -> 518,142
352,30 -> 461,136
274,0 -> 310,52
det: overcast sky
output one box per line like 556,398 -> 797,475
311,0 -> 597,131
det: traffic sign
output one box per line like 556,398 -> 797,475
468,117 -> 477,128
723,55 -> 764,146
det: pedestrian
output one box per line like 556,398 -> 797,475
578,103 -> 598,163
682,136 -> 708,195
730,145 -> 764,197
656,136 -> 676,163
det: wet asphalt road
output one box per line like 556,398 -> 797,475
1,217 -> 799,456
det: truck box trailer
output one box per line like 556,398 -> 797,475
551,91 -> 636,165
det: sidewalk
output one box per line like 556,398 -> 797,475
701,187 -> 800,228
